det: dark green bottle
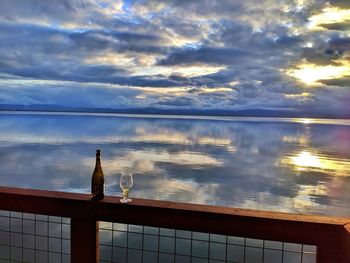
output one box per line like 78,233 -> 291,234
91,149 -> 104,201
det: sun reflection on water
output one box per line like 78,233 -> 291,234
291,151 -> 321,169
284,151 -> 350,176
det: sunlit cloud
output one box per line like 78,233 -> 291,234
284,93 -> 310,98
286,61 -> 350,85
200,87 -> 233,93
140,87 -> 189,96
84,53 -> 137,67
134,65 -> 227,78
98,1 -> 124,16
308,7 -> 350,30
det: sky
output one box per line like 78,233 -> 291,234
0,0 -> 349,116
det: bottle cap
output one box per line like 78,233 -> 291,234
96,149 -> 101,154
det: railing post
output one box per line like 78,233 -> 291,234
339,223 -> 350,263
71,218 -> 99,263
316,225 -> 350,263
316,245 -> 341,263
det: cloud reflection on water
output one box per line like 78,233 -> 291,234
0,113 -> 350,216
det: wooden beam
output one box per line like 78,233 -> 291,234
0,186 -> 350,263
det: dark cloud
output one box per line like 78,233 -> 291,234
158,47 -> 249,65
274,35 -> 303,45
327,36 -> 350,51
328,0 -> 350,9
154,96 -> 196,107
0,22 -> 166,56
319,77 -> 350,87
0,0 -> 82,21
301,47 -> 343,66
237,84 -> 262,99
319,22 -> 350,31
1,64 -> 184,87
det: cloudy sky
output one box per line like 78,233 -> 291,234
0,0 -> 349,115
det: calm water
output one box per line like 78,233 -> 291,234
1,112 -> 350,216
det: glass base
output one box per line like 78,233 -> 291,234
120,198 -> 132,203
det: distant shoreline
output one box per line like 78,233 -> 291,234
1,109 -> 350,125
0,105 -> 349,120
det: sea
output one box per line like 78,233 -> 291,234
1,111 -> 350,217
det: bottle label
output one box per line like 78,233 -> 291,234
92,183 -> 104,200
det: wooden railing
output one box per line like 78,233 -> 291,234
0,186 -> 349,263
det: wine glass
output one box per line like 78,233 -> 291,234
119,172 -> 133,203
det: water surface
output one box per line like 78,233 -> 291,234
1,112 -> 350,216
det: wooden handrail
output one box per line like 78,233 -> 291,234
0,186 -> 349,263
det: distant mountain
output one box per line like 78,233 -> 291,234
0,104 -> 349,119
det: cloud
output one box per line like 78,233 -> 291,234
154,96 -> 197,107
319,21 -> 350,31
0,0 -> 349,115
327,36 -> 350,51
158,47 -> 249,66
0,0 -> 82,22
328,0 -> 350,9
0,80 -> 144,108
319,77 -> 350,87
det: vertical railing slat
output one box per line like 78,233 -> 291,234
71,218 -> 99,263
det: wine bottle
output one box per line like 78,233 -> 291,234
91,149 -> 104,200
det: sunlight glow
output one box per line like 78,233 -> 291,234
298,118 -> 311,124
287,62 -> 350,85
309,7 -> 350,29
291,151 -> 321,168
283,151 -> 350,176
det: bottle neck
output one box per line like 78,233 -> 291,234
96,149 -> 101,161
